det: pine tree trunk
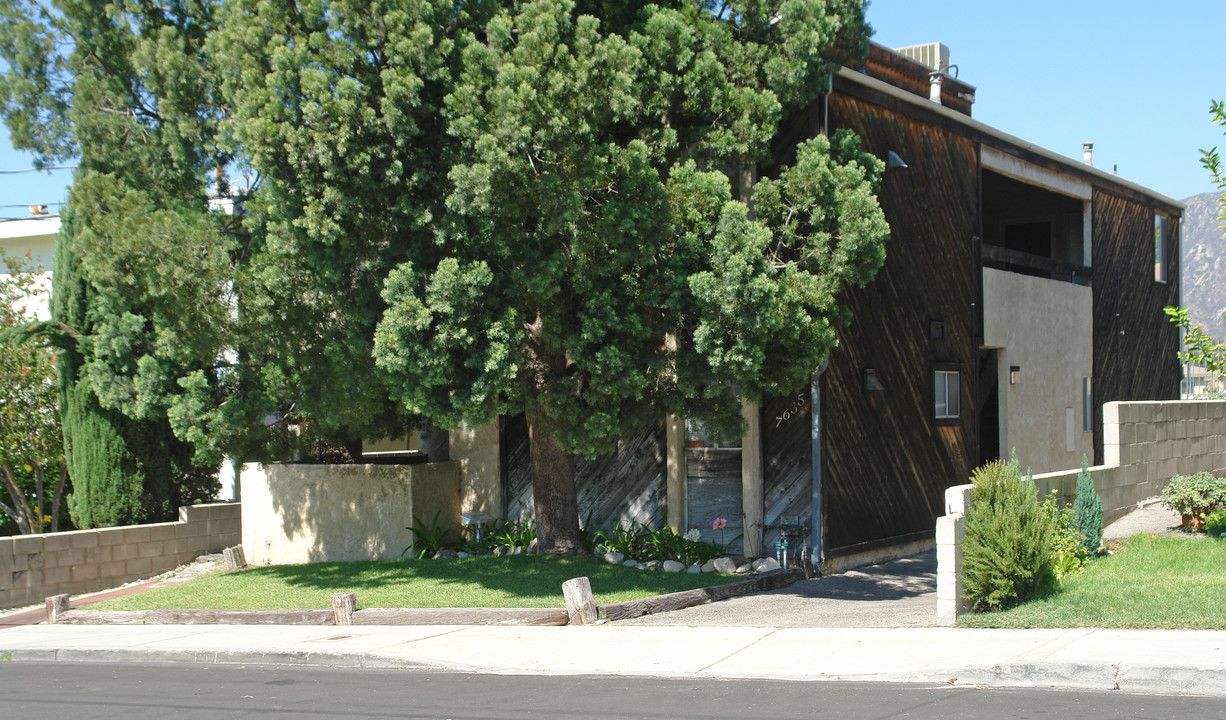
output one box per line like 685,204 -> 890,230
525,405 -> 585,556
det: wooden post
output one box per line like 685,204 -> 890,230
741,398 -> 763,558
562,577 -> 598,625
223,545 -> 247,570
665,413 -> 686,534
45,594 -> 70,624
331,592 -> 356,626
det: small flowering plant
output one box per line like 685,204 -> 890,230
683,528 -> 702,542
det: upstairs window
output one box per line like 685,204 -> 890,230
1155,214 -> 1168,283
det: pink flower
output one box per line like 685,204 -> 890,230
712,517 -> 727,531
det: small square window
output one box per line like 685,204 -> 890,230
934,369 -> 961,420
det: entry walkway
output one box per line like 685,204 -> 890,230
618,551 -> 936,627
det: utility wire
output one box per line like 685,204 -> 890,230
0,165 -> 76,174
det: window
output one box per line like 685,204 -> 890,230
1154,214 -> 1168,283
934,369 -> 961,420
1082,377 -> 1093,432
684,419 -> 740,449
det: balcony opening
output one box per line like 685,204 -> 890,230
981,169 -> 1090,284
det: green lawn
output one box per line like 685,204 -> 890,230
960,533 -> 1226,629
86,555 -> 735,611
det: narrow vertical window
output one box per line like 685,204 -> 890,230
934,369 -> 960,420
1154,214 -> 1168,283
1082,377 -> 1093,432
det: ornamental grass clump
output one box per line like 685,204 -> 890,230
961,458 -> 1056,612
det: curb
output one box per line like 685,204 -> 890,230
6,644 -> 1226,697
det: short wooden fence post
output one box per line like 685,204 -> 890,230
562,577 -> 598,625
45,594 -> 70,624
332,592 -> 357,626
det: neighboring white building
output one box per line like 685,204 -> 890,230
0,211 -> 60,320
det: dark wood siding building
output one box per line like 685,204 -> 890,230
499,42 -> 1183,566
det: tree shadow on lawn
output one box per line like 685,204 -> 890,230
234,555 -> 733,605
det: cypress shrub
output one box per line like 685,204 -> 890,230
960,457 -> 1056,611
55,210 -> 217,528
1071,454 -> 1103,555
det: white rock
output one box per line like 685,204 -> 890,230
604,551 -> 625,565
623,559 -> 639,568
687,564 -> 702,574
641,560 -> 660,571
701,559 -> 719,573
662,560 -> 685,573
457,551 -> 470,559
712,557 -> 737,574
735,563 -> 752,574
493,545 -> 510,556
752,557 -> 781,573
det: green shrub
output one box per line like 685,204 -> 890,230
1043,490 -> 1089,582
1204,508 -> 1226,538
1159,472 -> 1226,521
402,511 -> 452,559
961,458 -> 1056,611
1071,455 -> 1103,555
593,522 -> 726,565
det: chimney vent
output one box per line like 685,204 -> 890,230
1083,143 -> 1094,167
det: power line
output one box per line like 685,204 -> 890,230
0,203 -> 64,209
0,165 -> 76,174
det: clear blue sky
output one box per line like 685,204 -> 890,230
1,0 -> 1223,217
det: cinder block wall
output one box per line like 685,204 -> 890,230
0,502 -> 241,610
938,399 -> 1226,625
1033,400 -> 1226,525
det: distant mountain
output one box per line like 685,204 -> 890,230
1181,191 -> 1226,342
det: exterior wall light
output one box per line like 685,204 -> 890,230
864,368 -> 884,392
1010,365 -> 1021,385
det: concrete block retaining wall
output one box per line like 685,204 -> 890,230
0,502 -> 241,610
937,399 -> 1226,625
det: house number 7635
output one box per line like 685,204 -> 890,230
774,392 -> 807,428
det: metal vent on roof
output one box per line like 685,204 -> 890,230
895,42 -> 951,73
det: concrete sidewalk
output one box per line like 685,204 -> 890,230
2,623 -> 1225,696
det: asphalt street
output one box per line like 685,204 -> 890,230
2,662 -> 1224,719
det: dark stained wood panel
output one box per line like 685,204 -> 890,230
1090,189 -> 1182,463
762,387 -> 813,555
502,415 -> 667,533
685,448 -> 744,553
820,92 -> 980,554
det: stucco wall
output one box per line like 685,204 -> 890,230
451,421 -> 501,517
982,267 -> 1094,473
0,502 -> 240,610
240,462 -> 461,565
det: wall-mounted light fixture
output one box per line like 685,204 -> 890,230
886,150 -> 908,169
864,368 -> 884,392
1010,365 -> 1021,385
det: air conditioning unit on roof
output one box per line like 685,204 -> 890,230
895,42 -> 950,73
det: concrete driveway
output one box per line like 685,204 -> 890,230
616,550 -> 937,628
